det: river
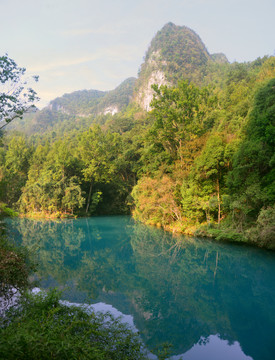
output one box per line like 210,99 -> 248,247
6,215 -> 275,360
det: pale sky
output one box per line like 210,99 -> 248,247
0,0 -> 274,108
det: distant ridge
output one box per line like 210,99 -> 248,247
12,77 -> 136,134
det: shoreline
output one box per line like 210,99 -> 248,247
12,211 -> 275,251
137,217 -> 275,251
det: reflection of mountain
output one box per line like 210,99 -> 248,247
7,217 -> 275,360
170,335 -> 253,360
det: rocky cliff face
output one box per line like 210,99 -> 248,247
135,69 -> 167,111
134,49 -> 168,111
103,105 -> 119,115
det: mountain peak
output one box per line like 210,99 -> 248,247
134,23 -> 212,110
145,23 -> 210,66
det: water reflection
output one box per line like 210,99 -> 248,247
170,335 -> 253,360
7,216 -> 275,360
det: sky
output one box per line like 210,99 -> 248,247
0,0 -> 274,108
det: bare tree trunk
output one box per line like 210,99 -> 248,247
86,181 -> 93,213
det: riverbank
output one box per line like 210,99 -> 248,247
9,204 -> 275,251
19,211 -> 77,220
139,206 -> 275,251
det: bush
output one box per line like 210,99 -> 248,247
246,205 -> 275,249
207,228 -> 248,243
0,289 -> 147,360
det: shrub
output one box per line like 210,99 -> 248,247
246,205 -> 275,249
0,289 -> 147,360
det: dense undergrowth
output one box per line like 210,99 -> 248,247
0,289 -> 147,360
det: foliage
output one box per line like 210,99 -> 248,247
187,134 -> 229,224
147,80 -> 215,161
227,78 -> 275,227
4,124 -> 138,216
0,203 -> 18,218
132,55 -> 275,246
1,135 -> 32,206
78,125 -> 123,214
132,175 -> 182,226
0,238 -> 36,307
0,204 -> 35,310
19,139 -> 85,215
245,205 -> 275,249
139,23 -> 211,86
0,289 -> 146,360
0,54 -> 39,130
206,228 -> 248,243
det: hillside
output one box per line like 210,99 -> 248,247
9,77 -> 136,135
49,77 -> 137,116
49,89 -> 106,115
134,22 -> 229,110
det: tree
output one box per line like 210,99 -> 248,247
19,139 -> 85,215
148,80 -> 215,162
132,175 -> 182,226
2,136 -> 32,206
193,134 -> 227,224
228,78 -> 275,225
61,176 -> 85,214
0,54 -> 39,130
78,125 -> 120,213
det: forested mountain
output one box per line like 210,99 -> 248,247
1,23 -> 274,249
49,89 -> 106,115
9,77 -> 136,135
134,22 -> 229,110
49,77 -> 137,116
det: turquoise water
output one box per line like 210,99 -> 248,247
7,216 -> 275,359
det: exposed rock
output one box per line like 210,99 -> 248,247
135,70 -> 168,111
103,105 -> 119,115
48,103 -> 71,115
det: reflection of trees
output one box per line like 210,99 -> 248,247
128,223 -> 275,359
128,224 -> 224,353
7,217 -> 275,360
7,217 -> 138,299
8,218 -> 86,285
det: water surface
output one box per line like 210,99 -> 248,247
7,216 -> 275,359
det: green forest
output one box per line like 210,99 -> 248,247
1,54 -> 274,250
0,22 -> 275,359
